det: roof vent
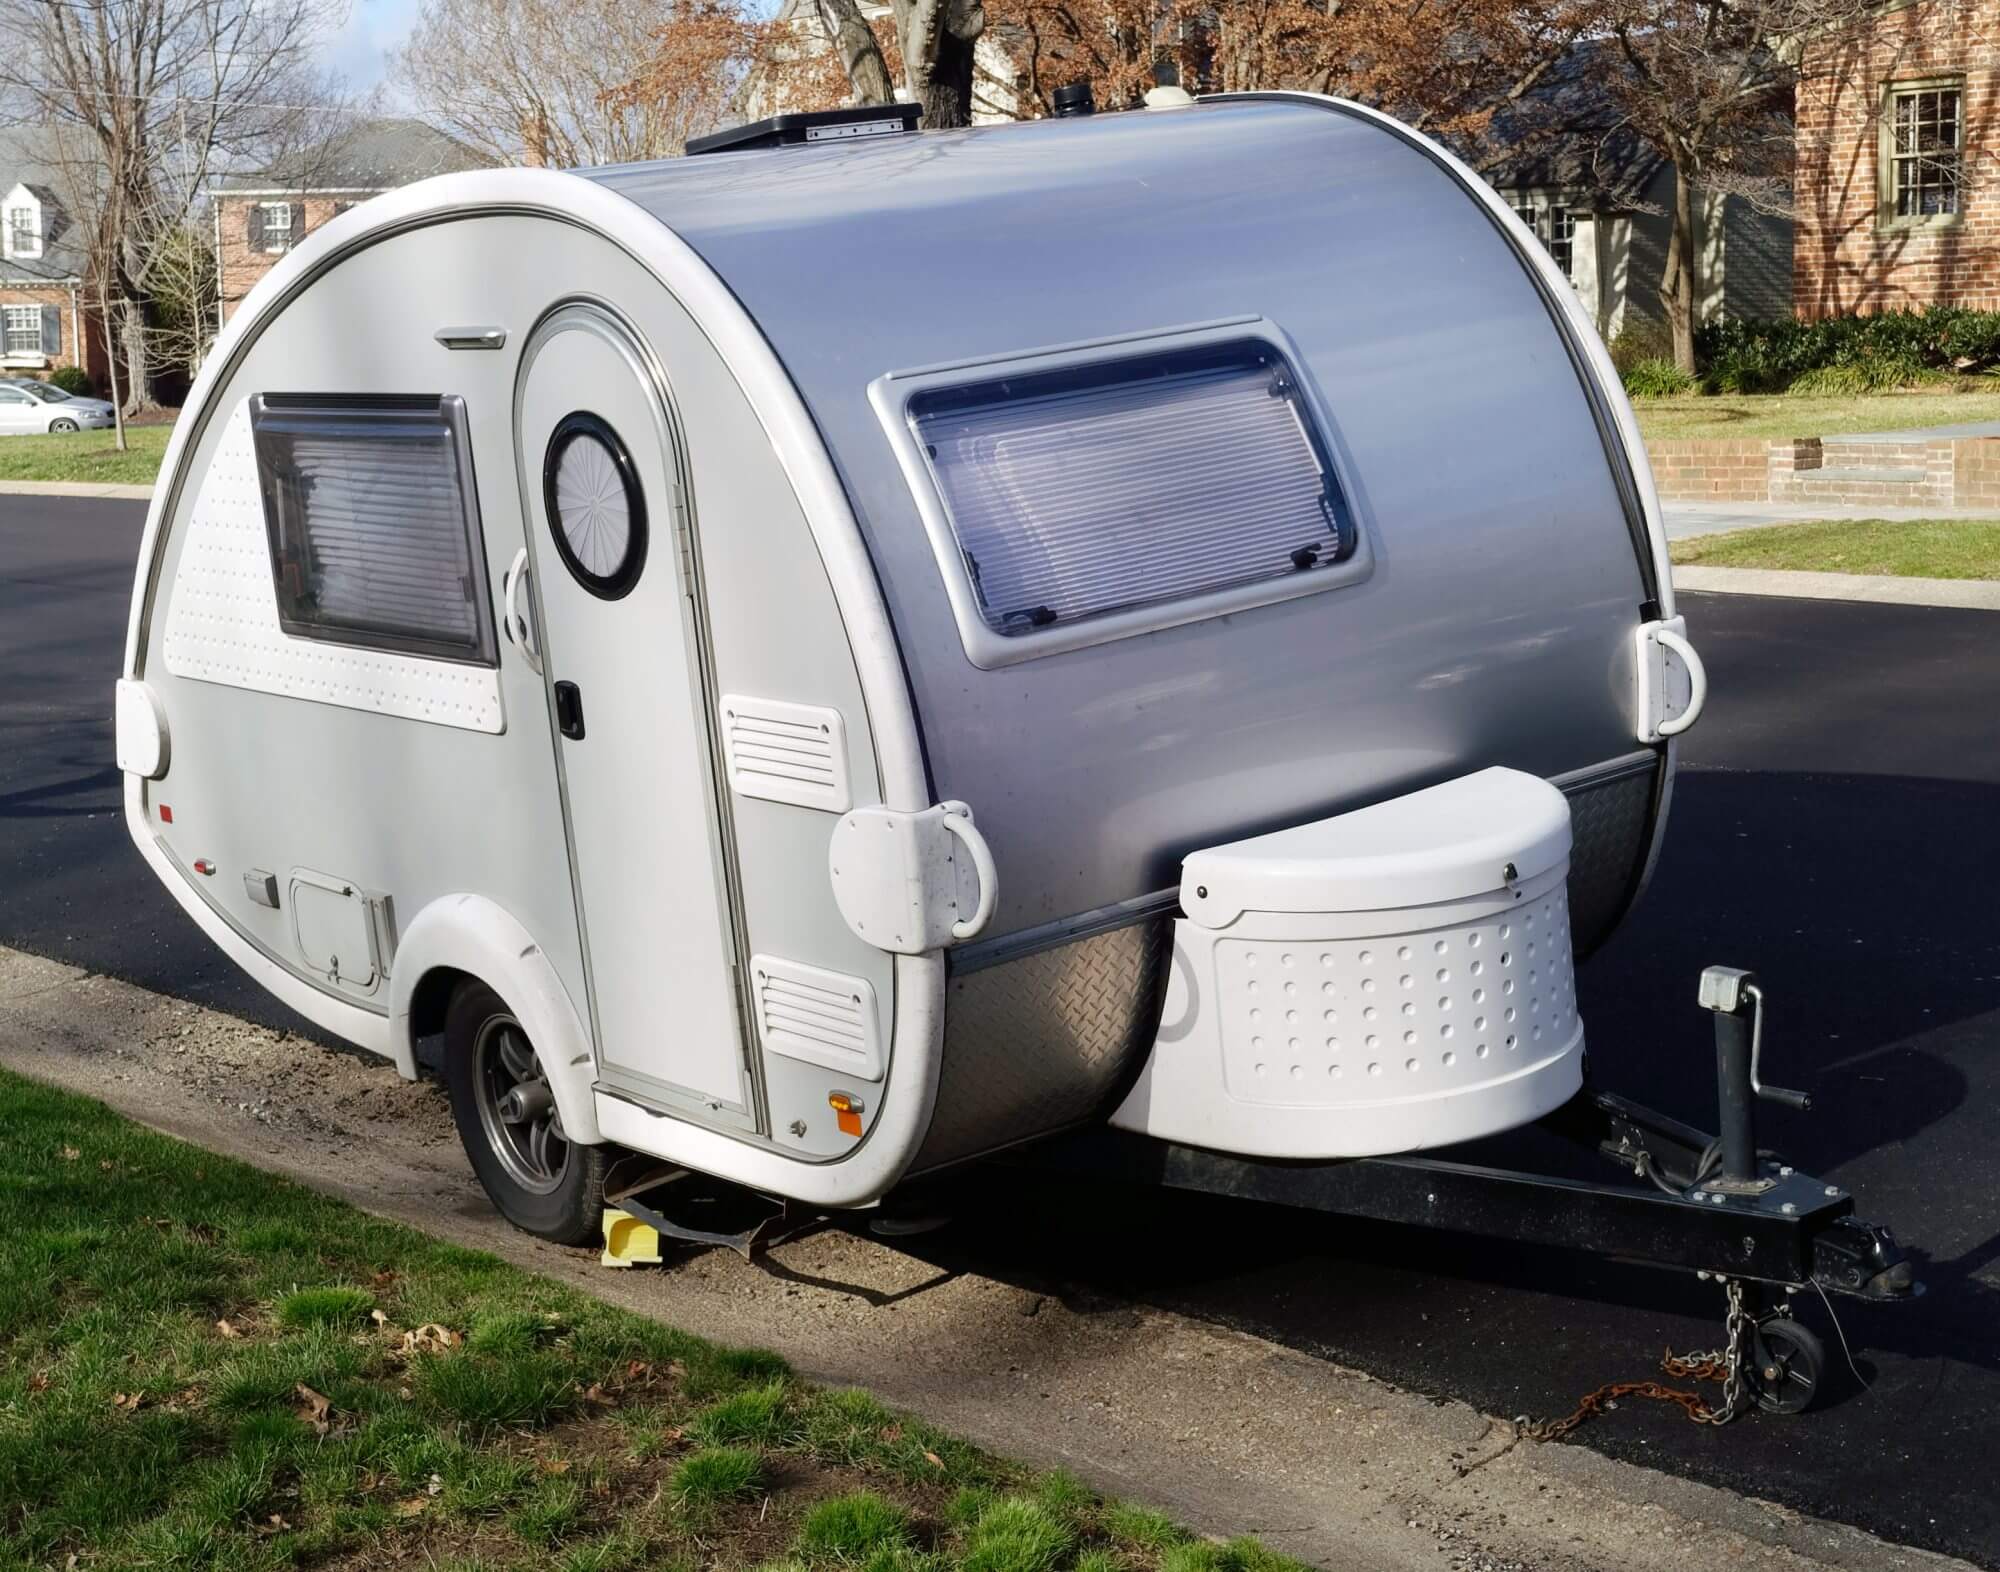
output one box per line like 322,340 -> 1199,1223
1052,82 -> 1095,117
687,103 -> 922,156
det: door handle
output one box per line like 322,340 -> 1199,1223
554,681 -> 585,740
502,547 -> 542,673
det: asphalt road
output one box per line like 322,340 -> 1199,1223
5,493 -> 1998,1565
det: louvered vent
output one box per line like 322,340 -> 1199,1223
750,955 -> 883,1080
719,695 -> 851,813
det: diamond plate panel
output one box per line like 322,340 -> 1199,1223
912,919 -> 1171,1173
1562,758 -> 1660,957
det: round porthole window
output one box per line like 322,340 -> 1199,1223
543,412 -> 647,599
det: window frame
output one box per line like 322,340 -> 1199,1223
259,200 -> 295,253
2,305 -> 39,354
248,392 -> 499,666
869,317 -> 1372,670
5,205 -> 38,259
1879,76 -> 1966,231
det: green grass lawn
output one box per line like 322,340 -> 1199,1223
0,422 -> 170,486
1672,518 -> 2000,579
0,1068 -> 1298,1572
1633,386 -> 2000,442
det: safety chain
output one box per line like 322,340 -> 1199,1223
1518,1280 -> 1750,1442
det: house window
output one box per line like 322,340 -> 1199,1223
259,202 -> 293,252
1545,206 -> 1576,278
1512,199 -> 1577,281
3,305 -> 40,355
6,207 -> 38,258
1883,81 -> 1963,222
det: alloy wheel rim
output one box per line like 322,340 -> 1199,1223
472,1013 -> 569,1195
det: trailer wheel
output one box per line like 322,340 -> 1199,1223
1747,1317 -> 1825,1415
444,979 -> 608,1245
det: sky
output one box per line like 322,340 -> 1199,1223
325,0 -> 422,100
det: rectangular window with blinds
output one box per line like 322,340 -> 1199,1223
905,337 -> 1356,647
250,394 -> 496,664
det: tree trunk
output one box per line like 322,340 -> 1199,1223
118,296 -> 148,417
817,0 -> 894,105
920,27 -> 977,127
1663,160 -> 1698,376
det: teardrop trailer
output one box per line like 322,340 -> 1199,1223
118,95 -> 1915,1417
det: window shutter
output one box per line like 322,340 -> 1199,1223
39,304 -> 59,357
246,203 -> 265,249
289,203 -> 306,248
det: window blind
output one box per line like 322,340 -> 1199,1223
251,397 -> 494,663
910,341 -> 1352,638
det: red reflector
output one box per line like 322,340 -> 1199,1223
192,859 -> 215,876
158,804 -> 173,823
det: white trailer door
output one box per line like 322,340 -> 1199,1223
516,304 -> 752,1124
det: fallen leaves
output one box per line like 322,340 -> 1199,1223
294,1383 -> 332,1434
400,1323 -> 461,1356
59,1146 -> 79,1162
394,1496 -> 430,1518
923,1450 -> 945,1470
215,1317 -> 243,1340
110,1391 -> 144,1413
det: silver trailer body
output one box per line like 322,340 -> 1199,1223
118,96 -> 1703,1234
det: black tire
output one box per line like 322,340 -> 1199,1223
443,978 -> 609,1244
48,418 -> 77,433
1748,1317 -> 1826,1415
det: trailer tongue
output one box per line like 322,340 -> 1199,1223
1016,964 -> 1916,1419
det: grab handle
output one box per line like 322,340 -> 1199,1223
940,806 -> 997,941
502,547 -> 541,672
1654,627 -> 1707,738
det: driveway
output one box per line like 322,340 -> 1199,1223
5,493 -> 1999,1566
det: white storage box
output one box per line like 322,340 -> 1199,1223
1111,768 -> 1585,1157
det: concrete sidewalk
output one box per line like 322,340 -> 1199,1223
0,478 -> 154,500
1674,563 -> 2000,609
1663,499 -> 2000,539
0,943 -> 1969,1572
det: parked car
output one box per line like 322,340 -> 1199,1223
0,378 -> 114,433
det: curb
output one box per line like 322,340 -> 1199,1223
1674,563 -> 2000,611
0,478 -> 154,499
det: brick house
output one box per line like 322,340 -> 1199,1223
0,129 -> 107,390
214,119 -> 492,322
1795,2 -> 2000,316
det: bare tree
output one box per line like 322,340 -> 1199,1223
400,0 -> 759,165
801,0 -> 985,127
1598,0 -> 1872,371
0,0 -> 348,409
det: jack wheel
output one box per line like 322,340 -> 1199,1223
1747,1317 -> 1825,1415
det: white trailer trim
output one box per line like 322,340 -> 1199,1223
122,168 -> 945,1205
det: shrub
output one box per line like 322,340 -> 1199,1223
1695,305 -> 2000,393
1622,358 -> 1696,398
47,365 -> 92,396
1606,320 -> 1675,375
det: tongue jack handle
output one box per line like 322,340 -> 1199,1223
1699,966 -> 1812,1190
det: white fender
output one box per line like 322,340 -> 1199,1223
389,893 -> 603,1147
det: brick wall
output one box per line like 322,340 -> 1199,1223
1955,435 -> 2000,502
1795,1 -> 2000,316
218,196 -> 355,320
0,282 -> 104,387
1644,439 -> 1772,500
